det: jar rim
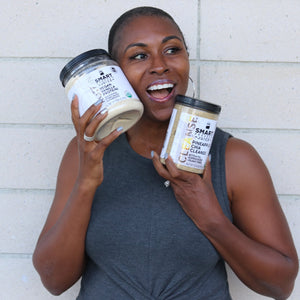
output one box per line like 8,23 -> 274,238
59,49 -> 109,86
175,95 -> 221,114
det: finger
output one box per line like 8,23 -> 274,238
71,95 -> 102,133
84,109 -> 108,138
163,154 -> 182,178
94,126 -> 123,153
76,102 -> 103,138
71,95 -> 80,132
202,155 -> 212,181
80,102 -> 103,126
151,151 -> 171,180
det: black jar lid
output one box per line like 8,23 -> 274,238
60,49 -> 109,86
175,95 -> 221,114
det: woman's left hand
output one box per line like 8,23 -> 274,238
151,152 -> 225,231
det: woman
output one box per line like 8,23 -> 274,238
33,6 -> 298,299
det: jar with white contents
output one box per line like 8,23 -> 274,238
160,95 -> 221,174
60,49 -> 144,141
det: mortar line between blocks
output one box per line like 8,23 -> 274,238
197,0 -> 201,98
0,253 -> 33,259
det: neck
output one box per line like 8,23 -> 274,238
126,118 -> 169,158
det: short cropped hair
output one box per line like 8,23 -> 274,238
108,6 -> 187,59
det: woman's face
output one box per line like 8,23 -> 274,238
114,16 -> 190,122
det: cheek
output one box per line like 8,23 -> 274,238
121,66 -> 142,90
182,60 -> 190,76
173,58 -> 189,77
178,61 -> 190,88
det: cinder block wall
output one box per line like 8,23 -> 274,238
0,1 -> 299,299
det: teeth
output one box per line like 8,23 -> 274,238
148,83 -> 174,91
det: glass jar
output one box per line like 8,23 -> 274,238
60,49 -> 144,140
160,95 -> 221,174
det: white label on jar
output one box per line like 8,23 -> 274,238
162,111 -> 217,172
67,65 -> 139,116
161,108 -> 178,157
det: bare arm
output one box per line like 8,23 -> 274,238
151,138 -> 298,300
32,97 -> 122,295
219,138 -> 298,298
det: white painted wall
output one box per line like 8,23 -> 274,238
0,0 -> 299,299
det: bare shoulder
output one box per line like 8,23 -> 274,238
225,137 -> 273,202
224,137 -> 296,254
225,137 -> 267,173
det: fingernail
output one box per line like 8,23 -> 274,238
94,99 -> 103,106
208,154 -> 211,162
151,150 -> 154,158
71,94 -> 77,102
116,126 -> 123,132
100,108 -> 108,115
164,153 -> 169,160
94,108 -> 108,118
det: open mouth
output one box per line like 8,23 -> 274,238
147,83 -> 175,102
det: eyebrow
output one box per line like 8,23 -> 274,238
124,42 -> 147,54
162,35 -> 182,44
123,35 -> 183,54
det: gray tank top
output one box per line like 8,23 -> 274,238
77,128 -> 233,299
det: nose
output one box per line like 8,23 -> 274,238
149,55 -> 169,75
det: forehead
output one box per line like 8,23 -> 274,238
124,14 -> 179,30
115,15 -> 183,48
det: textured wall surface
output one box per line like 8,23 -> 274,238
0,0 -> 299,299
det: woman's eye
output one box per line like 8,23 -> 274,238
165,47 -> 181,55
130,53 -> 147,60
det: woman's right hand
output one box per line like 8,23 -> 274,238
32,97 -> 123,295
71,95 -> 123,188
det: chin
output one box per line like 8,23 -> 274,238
150,108 -> 174,123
